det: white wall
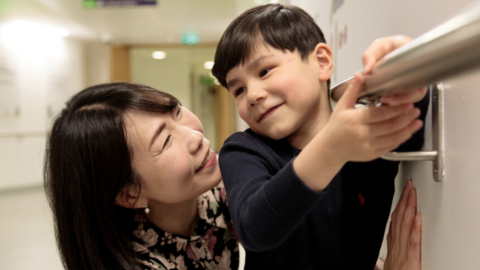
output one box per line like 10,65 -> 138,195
397,70 -> 480,269
288,0 -> 480,269
0,22 -> 86,190
0,21 -> 109,269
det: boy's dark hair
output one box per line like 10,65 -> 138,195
212,4 -> 330,89
44,82 -> 178,270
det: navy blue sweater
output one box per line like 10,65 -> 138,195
219,93 -> 429,270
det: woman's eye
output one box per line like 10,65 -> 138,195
163,135 -> 171,149
235,87 -> 246,97
260,68 -> 271,77
176,107 -> 182,119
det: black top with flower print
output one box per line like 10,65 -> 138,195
132,184 -> 239,270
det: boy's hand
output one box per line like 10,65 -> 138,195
325,73 -> 423,163
384,180 -> 422,270
362,35 -> 412,74
362,35 -> 428,106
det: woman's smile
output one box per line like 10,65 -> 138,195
196,149 -> 216,173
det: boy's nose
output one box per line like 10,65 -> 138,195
248,86 -> 267,107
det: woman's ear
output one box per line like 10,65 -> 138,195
312,43 -> 334,82
115,185 -> 143,209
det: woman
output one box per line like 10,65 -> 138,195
44,83 -> 239,270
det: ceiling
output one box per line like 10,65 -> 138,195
0,0 -> 273,45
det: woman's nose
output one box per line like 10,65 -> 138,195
183,126 -> 204,153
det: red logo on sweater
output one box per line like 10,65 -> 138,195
358,190 -> 365,206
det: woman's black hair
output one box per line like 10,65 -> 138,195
44,82 -> 179,270
212,4 -> 330,89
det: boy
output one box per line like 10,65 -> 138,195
212,4 -> 428,270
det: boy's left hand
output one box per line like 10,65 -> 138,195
362,35 -> 428,106
384,180 -> 422,270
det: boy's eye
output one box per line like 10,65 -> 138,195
234,87 -> 246,97
260,68 -> 271,77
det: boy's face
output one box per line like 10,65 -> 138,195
225,44 -> 329,141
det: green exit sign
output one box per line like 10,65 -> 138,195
83,0 -> 157,8
182,33 -> 199,45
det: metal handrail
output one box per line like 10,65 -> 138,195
330,4 -> 480,102
324,4 -> 480,181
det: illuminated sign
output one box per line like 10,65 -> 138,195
181,33 -> 199,46
83,0 -> 157,8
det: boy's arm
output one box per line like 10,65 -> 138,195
295,35 -> 428,192
294,73 -> 423,191
219,134 -> 325,252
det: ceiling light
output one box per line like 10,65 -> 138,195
152,51 -> 166,59
204,61 -> 214,69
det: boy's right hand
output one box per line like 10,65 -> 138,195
323,73 -> 423,163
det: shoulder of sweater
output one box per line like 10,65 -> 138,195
220,129 -> 295,169
222,129 -> 293,155
223,129 -> 271,148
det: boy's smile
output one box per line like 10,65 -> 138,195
225,43 -> 333,147
258,103 -> 283,122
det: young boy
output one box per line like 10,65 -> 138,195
212,4 -> 428,270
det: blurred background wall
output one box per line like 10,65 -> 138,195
0,0 -> 478,269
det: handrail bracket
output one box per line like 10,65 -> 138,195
381,83 -> 444,182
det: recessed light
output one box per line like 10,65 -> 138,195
204,61 -> 214,69
152,51 -> 166,59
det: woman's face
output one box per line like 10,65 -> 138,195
124,105 -> 221,206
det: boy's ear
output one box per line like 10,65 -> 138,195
312,43 -> 334,81
115,184 -> 144,209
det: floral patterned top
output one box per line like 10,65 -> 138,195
131,183 -> 239,270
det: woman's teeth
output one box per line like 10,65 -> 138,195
198,150 -> 212,171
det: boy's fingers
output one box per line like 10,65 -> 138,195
368,108 -> 420,137
387,220 -> 393,249
381,87 -> 428,106
357,103 -> 414,124
362,35 -> 412,74
370,120 -> 422,152
336,73 -> 363,111
407,213 -> 422,263
400,188 -> 417,253
363,59 -> 375,75
362,38 -> 386,74
393,181 -> 413,244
